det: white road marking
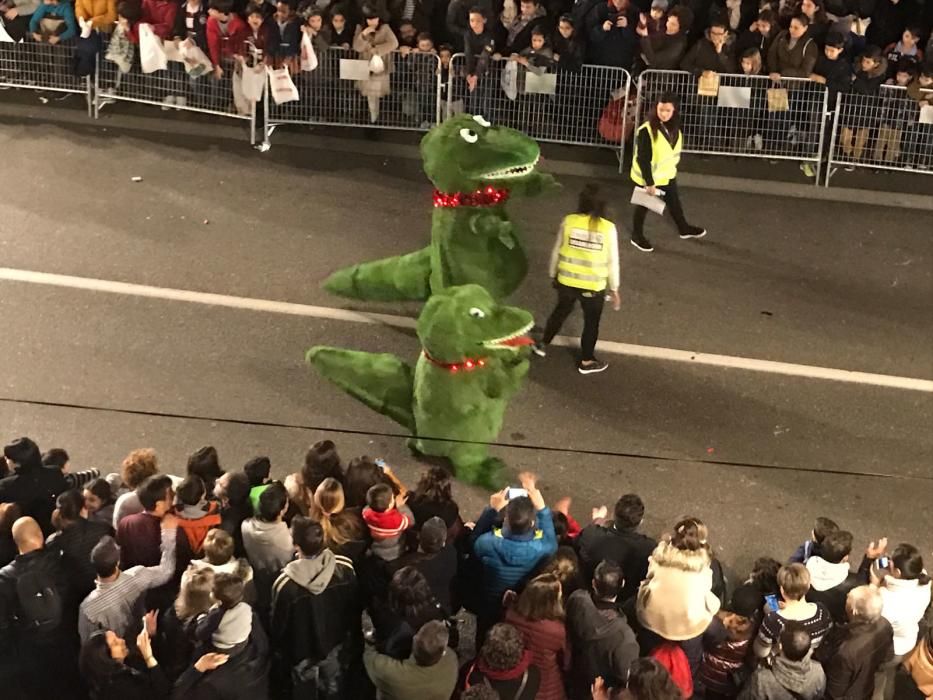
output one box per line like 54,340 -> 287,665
2,267 -> 931,393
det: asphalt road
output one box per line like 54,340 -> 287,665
1,114 -> 931,582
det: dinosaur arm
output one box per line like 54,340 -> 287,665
306,347 -> 415,432
484,357 -> 530,399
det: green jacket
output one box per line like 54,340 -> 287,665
363,646 -> 458,700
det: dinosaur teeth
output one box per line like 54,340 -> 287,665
482,156 -> 540,180
482,321 -> 536,349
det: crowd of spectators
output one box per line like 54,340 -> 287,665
0,434 -> 931,700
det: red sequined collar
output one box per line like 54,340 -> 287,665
433,186 -> 510,208
422,349 -> 488,372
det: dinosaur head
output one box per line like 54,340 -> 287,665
417,284 -> 534,364
420,114 -> 554,196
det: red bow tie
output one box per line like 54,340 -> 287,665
433,187 -> 510,208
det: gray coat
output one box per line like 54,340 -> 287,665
738,656 -> 826,700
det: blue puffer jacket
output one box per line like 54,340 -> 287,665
472,506 -> 558,604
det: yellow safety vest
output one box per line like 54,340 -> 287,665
556,213 -> 613,292
630,121 -> 682,187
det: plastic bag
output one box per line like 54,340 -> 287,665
500,60 -> 518,101
300,31 -> 318,72
138,23 -> 167,74
268,65 -> 299,104
179,40 -> 212,78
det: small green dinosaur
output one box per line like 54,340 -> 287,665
307,284 -> 534,487
322,114 -> 557,302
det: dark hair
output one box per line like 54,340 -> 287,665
558,13 -> 573,25
708,17 -> 728,31
117,0 -> 142,22
530,26 -> 546,38
891,543 -> 930,584
4,437 -> 43,470
360,3 -> 381,19
593,560 -> 623,599
812,516 -> 838,544
92,536 -> 121,578
749,557 -> 782,596
245,1 -> 263,14
79,631 -> 124,690
416,31 -> 432,43
57,489 -> 85,522
648,92 -> 681,142
85,477 -> 114,506
413,466 -> 453,503
177,475 -> 206,507
462,685 -> 499,700
258,481 -> 288,522
412,620 -> 448,666
895,60 -> 918,78
389,566 -> 440,623
780,621 -> 811,662
614,494 -> 645,529
670,518 -> 707,552
225,472 -> 251,507
819,530 -> 853,564
551,511 -> 571,546
137,474 -> 173,512
903,24 -> 921,40
514,573 -> 564,621
42,448 -> 70,470
790,11 -> 810,27
757,8 -> 776,25
479,623 -> 525,671
438,43 -> 454,53
343,457 -> 388,508
366,483 -> 394,512
187,446 -> 223,491
213,572 -> 245,608
306,8 -> 323,19
243,457 -> 271,488
668,4 -> 692,29
505,496 -> 535,536
291,515 -> 325,557
626,657 -> 683,699
302,440 -> 342,495
468,5 -> 486,15
209,0 -> 234,11
577,183 -> 607,222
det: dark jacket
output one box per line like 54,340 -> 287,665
640,31 -> 687,69
586,2 -> 639,68
577,523 -> 657,601
465,650 -> 541,700
46,517 -> 112,599
90,665 -> 172,700
0,547 -> 77,646
269,551 -> 362,693
387,543 -> 458,615
736,27 -> 775,61
264,15 -> 301,58
767,31 -> 818,77
804,555 -> 867,624
171,0 -> 209,49
851,56 -> 888,95
813,53 -> 853,108
0,465 -> 68,536
552,31 -> 586,71
866,0 -> 917,52
502,5 -> 547,55
154,607 -> 200,682
219,501 -> 252,560
823,617 -> 894,700
464,27 -> 496,76
680,33 -> 737,74
172,613 -> 270,700
566,589 -> 639,693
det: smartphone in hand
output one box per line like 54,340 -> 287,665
506,487 -> 528,500
764,594 -> 779,613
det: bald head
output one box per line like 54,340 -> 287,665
847,585 -> 884,622
12,517 -> 44,555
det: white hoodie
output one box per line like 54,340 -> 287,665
806,556 -> 852,591
879,576 -> 932,655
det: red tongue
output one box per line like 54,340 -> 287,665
501,335 -> 534,347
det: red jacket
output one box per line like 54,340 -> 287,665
206,14 -> 248,67
141,0 -> 178,39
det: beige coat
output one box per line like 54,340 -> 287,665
353,24 -> 398,98
636,541 -> 721,640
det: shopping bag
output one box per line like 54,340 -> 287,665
179,40 -> 212,78
767,87 -> 789,112
241,63 -> 266,101
163,39 -> 183,62
368,54 -> 385,75
138,23 -> 167,74
500,60 -> 518,101
267,65 -> 299,104
697,71 -> 719,97
300,31 -> 318,72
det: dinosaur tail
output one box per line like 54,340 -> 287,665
322,246 -> 433,302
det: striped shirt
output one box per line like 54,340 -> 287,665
756,601 -> 834,656
78,527 -> 177,642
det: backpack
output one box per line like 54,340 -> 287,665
15,569 -> 63,634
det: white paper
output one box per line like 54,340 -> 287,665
717,85 -> 751,109
524,72 -> 557,95
0,19 -> 17,43
919,105 -> 933,125
631,186 -> 666,215
339,58 -> 371,81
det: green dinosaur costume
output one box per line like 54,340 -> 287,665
307,284 -> 533,487
322,114 -> 557,301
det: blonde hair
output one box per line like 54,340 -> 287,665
203,528 -> 234,566
311,477 -> 350,546
175,566 -> 215,620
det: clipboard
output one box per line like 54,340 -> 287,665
631,186 -> 666,215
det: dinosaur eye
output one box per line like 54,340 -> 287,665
459,128 -> 479,144
473,115 -> 491,128
469,307 -> 486,319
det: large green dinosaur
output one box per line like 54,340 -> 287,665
322,114 -> 557,301
307,284 -> 533,487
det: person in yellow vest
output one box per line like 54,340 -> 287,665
533,183 -> 621,375
630,92 -> 706,252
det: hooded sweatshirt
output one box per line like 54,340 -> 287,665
805,555 -> 862,623
241,518 -> 293,575
738,655 -> 826,700
566,589 -> 639,692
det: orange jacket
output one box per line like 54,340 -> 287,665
177,501 -> 222,556
75,0 -> 116,31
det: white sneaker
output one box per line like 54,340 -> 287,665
753,134 -> 763,151
174,96 -> 187,109
161,95 -> 176,111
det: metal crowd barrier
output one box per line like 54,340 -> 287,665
636,69 -> 828,183
94,41 -> 258,144
825,86 -> 932,185
447,53 -> 631,158
0,41 -> 93,116
262,47 -> 441,146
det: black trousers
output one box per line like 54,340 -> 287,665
632,177 -> 690,238
541,283 -> 606,361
